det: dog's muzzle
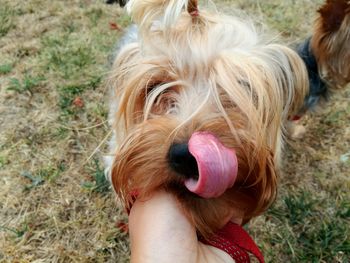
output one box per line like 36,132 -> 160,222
168,143 -> 199,179
168,132 -> 238,198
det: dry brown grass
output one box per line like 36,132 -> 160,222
0,0 -> 349,262
1,0 -> 130,261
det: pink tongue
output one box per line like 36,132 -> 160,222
185,132 -> 238,198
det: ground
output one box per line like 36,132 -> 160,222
0,0 -> 349,262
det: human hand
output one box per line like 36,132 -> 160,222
128,191 -> 235,263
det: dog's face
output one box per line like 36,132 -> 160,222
107,0 -> 308,236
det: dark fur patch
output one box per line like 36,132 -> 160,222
318,0 -> 350,33
296,38 -> 328,111
106,0 -> 128,7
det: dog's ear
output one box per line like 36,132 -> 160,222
254,150 -> 278,218
240,148 -> 278,222
318,0 -> 350,33
260,45 -> 309,120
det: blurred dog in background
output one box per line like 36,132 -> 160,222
290,0 -> 350,137
297,0 -> 350,113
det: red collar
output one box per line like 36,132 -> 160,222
291,115 -> 302,121
199,222 -> 264,263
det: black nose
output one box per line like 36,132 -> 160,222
168,143 -> 199,179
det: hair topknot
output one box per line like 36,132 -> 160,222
126,0 -> 202,30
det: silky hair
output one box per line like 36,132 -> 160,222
106,0 -> 308,236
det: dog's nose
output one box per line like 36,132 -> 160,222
168,143 -> 199,179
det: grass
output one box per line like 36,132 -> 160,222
7,74 -> 45,94
58,76 -> 102,116
0,64 -> 13,75
265,189 -> 349,262
0,5 -> 15,37
0,0 -> 349,262
82,159 -> 111,194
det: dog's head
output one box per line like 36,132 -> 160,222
311,0 -> 350,88
107,0 -> 308,236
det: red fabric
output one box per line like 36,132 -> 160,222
199,222 -> 264,263
291,115 -> 302,121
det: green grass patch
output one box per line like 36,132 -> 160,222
21,163 -> 66,190
267,189 -> 350,262
116,12 -> 132,28
85,7 -> 104,27
41,34 -> 96,78
340,152 -> 350,166
59,83 -> 87,108
0,224 -> 28,238
82,159 -> 110,194
21,171 -> 45,190
323,107 -> 350,126
36,164 -> 65,182
336,200 -> 350,219
0,155 -> 8,169
54,126 -> 70,139
58,76 -> 102,116
91,103 -> 109,120
0,64 -> 13,74
0,5 -> 15,37
297,220 -> 349,261
284,192 -> 315,225
7,75 -> 45,94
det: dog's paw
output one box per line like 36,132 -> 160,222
288,121 -> 307,139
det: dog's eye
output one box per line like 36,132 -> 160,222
146,81 -> 164,95
144,81 -> 177,115
145,80 -> 176,101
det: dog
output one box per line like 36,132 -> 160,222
104,0 -> 309,241
295,0 -> 350,116
288,0 -> 350,138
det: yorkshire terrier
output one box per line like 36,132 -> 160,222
104,0 -> 309,243
294,0 -> 350,118
286,0 -> 350,138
